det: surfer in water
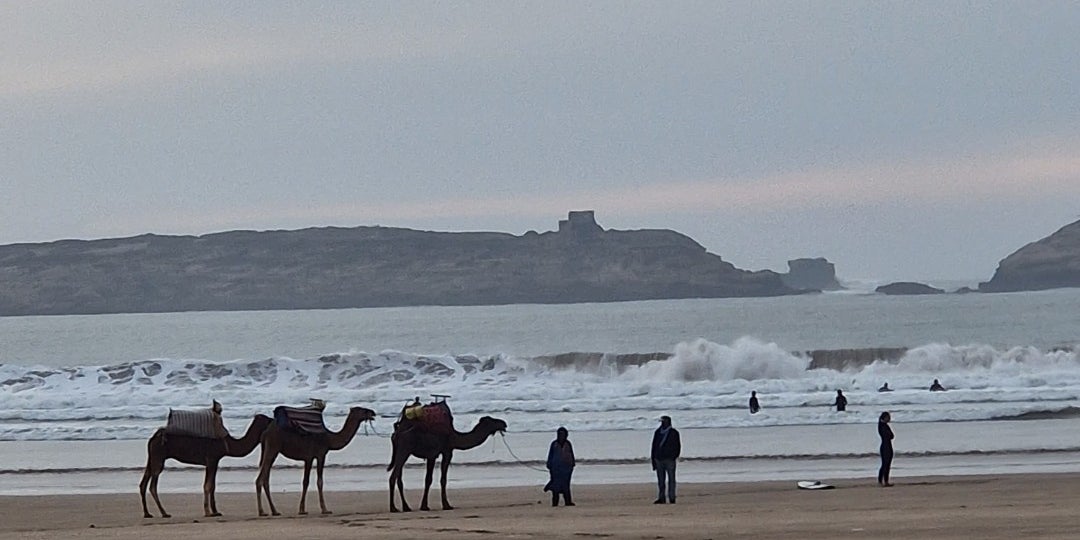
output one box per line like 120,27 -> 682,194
749,391 -> 760,414
930,379 -> 946,391
878,411 -> 894,486
834,389 -> 847,411
878,382 -> 892,392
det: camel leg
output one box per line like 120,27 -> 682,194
440,452 -> 454,510
256,446 -> 281,517
397,466 -> 410,512
139,461 -> 167,518
388,446 -> 411,513
420,458 -> 436,511
139,467 -> 153,518
298,460 -> 311,515
388,462 -> 400,513
204,463 -> 222,517
389,460 -> 411,513
317,457 -> 331,514
148,471 -> 170,518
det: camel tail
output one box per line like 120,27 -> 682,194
148,428 -> 166,447
386,462 -> 393,472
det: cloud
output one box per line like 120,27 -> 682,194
82,142 -> 1080,239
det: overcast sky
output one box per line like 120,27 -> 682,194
3,2 -> 1079,282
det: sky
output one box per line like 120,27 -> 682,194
2,2 -> 1079,283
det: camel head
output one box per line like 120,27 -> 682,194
477,416 -> 508,435
349,407 -> 378,423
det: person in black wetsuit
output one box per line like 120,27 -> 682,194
749,391 -> 760,414
834,389 -> 847,411
878,411 -> 894,486
930,379 -> 946,392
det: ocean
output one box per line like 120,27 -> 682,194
1,286 -> 1079,495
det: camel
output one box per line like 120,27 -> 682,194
255,406 -> 377,516
140,414 -> 273,518
387,415 -> 508,512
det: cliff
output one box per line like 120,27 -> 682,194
0,211 -> 797,316
779,258 -> 843,291
979,219 -> 1080,292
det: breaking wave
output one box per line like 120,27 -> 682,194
2,337 -> 1079,441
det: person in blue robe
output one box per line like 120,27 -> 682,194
544,427 -> 576,506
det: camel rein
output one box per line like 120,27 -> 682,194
498,433 -> 548,473
361,420 -> 393,439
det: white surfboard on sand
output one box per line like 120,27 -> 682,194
797,480 -> 835,490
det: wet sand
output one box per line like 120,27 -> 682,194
1,473 -> 1078,539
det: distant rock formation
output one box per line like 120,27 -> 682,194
875,282 -> 945,295
779,258 -> 843,291
979,219 -> 1080,292
0,211 -> 799,316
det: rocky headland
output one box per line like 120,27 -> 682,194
0,211 -> 799,316
979,219 -> 1080,292
779,258 -> 843,291
875,282 -> 945,295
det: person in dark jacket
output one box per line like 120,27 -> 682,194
835,389 -> 848,411
544,427 -> 576,506
878,411 -> 894,486
749,391 -> 761,414
650,415 -> 681,504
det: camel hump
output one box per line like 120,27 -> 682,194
274,405 -> 329,435
165,408 -> 229,439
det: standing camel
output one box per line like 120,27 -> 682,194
255,406 -> 377,516
140,414 -> 272,518
387,415 -> 508,512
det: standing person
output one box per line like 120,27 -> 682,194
749,391 -> 761,414
878,412 -> 894,486
544,427 -> 576,506
835,389 -> 848,411
650,415 -> 681,504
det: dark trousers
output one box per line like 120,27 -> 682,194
655,459 -> 677,501
878,446 -> 893,484
551,488 -> 573,506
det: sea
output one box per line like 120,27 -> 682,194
2,283 -> 1079,497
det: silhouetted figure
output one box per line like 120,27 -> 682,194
878,411 -> 894,486
544,427 -> 575,506
650,415 -> 681,504
930,379 -> 946,392
878,382 -> 892,392
834,390 -> 848,411
749,391 -> 760,414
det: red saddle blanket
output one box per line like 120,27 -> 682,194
401,402 -> 454,435
274,405 -> 328,435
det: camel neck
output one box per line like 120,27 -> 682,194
452,425 -> 495,450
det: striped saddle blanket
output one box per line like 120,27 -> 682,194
274,405 -> 328,435
164,408 -> 229,439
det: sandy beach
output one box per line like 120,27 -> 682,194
2,473 -> 1077,539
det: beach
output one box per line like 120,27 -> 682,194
2,473 -> 1077,539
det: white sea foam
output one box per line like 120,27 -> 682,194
2,338 -> 1079,441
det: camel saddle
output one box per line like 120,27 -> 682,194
164,407 -> 229,439
274,405 -> 328,436
401,401 -> 454,435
